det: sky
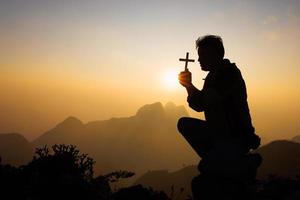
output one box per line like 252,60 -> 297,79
0,0 -> 300,141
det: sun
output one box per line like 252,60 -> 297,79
162,69 -> 179,90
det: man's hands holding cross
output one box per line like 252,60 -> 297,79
178,70 -> 192,88
178,52 -> 194,88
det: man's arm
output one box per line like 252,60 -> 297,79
186,85 -> 205,112
185,84 -> 199,96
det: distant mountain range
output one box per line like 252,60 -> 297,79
0,102 -> 198,175
1,102 -> 300,183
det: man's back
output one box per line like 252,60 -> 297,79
188,59 -> 255,138
206,59 -> 254,136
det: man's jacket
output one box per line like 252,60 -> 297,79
187,59 -> 255,138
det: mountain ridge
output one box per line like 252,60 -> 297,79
1,102 -> 300,183
30,102 -> 194,174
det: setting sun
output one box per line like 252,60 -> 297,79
162,69 -> 179,90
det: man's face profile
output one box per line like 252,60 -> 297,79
197,47 -> 212,71
197,46 -> 221,72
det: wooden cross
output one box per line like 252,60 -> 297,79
179,52 -> 194,71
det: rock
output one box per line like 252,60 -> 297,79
191,137 -> 262,199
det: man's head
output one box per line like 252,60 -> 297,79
196,35 -> 225,71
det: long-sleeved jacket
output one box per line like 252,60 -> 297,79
187,59 -> 255,137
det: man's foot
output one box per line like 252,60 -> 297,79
197,152 -> 262,181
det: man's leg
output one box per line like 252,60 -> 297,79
177,117 -> 212,157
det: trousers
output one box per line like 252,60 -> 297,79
177,117 -> 214,157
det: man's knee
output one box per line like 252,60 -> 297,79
177,117 -> 205,135
177,117 -> 188,134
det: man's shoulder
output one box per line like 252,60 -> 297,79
219,59 -> 243,79
222,59 -> 240,73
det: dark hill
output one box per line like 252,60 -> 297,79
134,165 -> 198,198
0,133 -> 33,165
256,140 -> 300,178
291,135 -> 300,143
134,139 -> 300,197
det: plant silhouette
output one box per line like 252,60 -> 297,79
0,144 -> 169,200
1,144 -> 300,199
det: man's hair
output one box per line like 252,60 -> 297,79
196,35 -> 225,59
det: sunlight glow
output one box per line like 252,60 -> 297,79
162,69 -> 179,90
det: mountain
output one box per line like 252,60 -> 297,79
134,165 -> 198,198
32,102 -> 197,175
0,133 -> 33,165
135,102 -> 165,119
291,135 -> 300,143
32,116 -> 86,146
256,140 -> 300,178
164,102 -> 189,120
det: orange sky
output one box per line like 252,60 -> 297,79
0,0 -> 300,142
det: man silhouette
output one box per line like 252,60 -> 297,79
177,35 -> 260,162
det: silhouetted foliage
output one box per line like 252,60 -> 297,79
191,173 -> 300,200
0,145 -> 169,200
255,175 -> 300,200
33,144 -> 95,181
2,146 -> 300,199
20,144 -> 98,199
0,157 -> 22,199
104,170 -> 135,183
112,184 -> 170,200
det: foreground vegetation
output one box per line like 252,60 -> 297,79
1,144 -> 300,200
0,144 -> 169,200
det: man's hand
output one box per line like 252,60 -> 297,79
178,70 -> 192,88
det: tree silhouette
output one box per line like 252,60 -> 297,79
0,145 -> 170,200
20,144 -> 97,199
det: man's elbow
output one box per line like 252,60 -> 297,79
189,104 -> 204,112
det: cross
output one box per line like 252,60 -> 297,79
179,52 -> 194,71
